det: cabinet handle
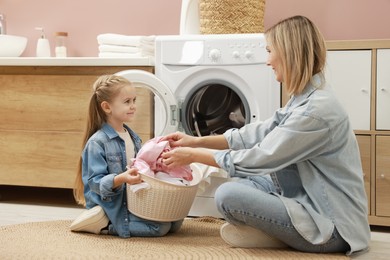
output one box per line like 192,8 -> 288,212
380,174 -> 385,179
380,88 -> 386,92
360,88 -> 368,93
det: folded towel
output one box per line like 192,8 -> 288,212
140,35 -> 156,44
98,44 -> 140,53
97,33 -> 142,46
140,44 -> 154,53
141,49 -> 154,57
98,52 -> 144,58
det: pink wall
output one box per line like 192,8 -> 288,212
1,0 -> 182,57
264,0 -> 390,42
1,0 -> 390,57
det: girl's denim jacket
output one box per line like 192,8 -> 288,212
82,123 -> 142,237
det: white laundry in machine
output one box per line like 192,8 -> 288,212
116,33 -> 280,218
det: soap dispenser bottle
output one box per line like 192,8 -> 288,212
35,27 -> 51,57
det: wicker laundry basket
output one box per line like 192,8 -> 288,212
126,165 -> 202,222
199,0 -> 266,34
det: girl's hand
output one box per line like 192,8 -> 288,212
161,147 -> 195,168
162,131 -> 196,148
123,167 -> 142,185
113,167 -> 142,188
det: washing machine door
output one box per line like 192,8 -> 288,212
115,69 -> 178,135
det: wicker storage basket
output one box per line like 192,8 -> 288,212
199,0 -> 265,34
126,165 -> 202,222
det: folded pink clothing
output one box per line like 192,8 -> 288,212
132,136 -> 193,181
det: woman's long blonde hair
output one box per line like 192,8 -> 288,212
74,75 -> 132,206
265,15 -> 327,96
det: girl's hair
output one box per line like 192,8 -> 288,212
73,74 -> 132,205
265,15 -> 327,96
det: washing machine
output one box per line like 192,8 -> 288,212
116,33 -> 280,218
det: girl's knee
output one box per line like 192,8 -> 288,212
153,222 -> 172,237
169,219 -> 184,233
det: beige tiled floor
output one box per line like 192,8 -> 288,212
0,186 -> 389,259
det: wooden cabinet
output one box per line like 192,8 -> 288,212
325,40 -> 390,226
0,66 -> 154,189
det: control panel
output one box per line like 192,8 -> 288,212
205,37 -> 267,65
158,34 -> 268,66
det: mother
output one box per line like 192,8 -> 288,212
162,15 -> 370,255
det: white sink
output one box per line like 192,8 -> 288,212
0,34 -> 28,57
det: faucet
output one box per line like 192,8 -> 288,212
0,14 -> 6,34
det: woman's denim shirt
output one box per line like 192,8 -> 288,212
214,74 -> 370,254
82,123 -> 142,238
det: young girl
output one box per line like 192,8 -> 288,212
161,16 -> 370,255
71,75 -> 183,237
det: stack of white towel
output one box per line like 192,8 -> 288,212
97,33 -> 155,59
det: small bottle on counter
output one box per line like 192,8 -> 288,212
35,27 -> 51,57
55,32 -> 68,57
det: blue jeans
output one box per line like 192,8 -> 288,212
214,176 -> 350,253
108,213 -> 184,237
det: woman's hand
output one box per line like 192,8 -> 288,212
162,132 -> 197,148
162,147 -> 195,168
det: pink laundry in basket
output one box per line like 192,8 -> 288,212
132,136 -> 193,181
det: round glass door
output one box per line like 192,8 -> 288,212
182,81 -> 250,136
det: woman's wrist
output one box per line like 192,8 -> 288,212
195,148 -> 219,167
193,136 -> 203,147
195,136 -> 212,148
195,135 -> 228,150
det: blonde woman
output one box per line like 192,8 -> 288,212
71,75 -> 183,237
162,16 -> 370,255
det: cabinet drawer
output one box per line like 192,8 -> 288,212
0,75 -> 153,139
0,75 -> 93,132
0,131 -> 82,188
376,135 -> 390,216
